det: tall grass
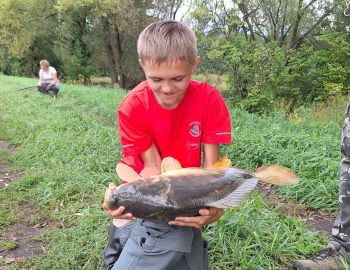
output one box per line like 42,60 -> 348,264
224,109 -> 342,211
0,74 -> 335,269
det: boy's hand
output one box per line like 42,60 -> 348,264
168,207 -> 224,229
105,206 -> 134,220
103,183 -> 134,220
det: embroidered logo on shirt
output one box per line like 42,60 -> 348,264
189,121 -> 201,137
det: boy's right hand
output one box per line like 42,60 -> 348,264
103,183 -> 134,220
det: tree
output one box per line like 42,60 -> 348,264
191,0 -> 339,48
151,0 -> 184,19
0,0 -> 58,75
93,0 -> 154,88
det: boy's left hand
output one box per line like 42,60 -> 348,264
168,207 -> 224,229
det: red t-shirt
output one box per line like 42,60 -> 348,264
118,80 -> 231,174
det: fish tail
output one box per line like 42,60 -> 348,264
212,155 -> 232,169
254,165 -> 299,186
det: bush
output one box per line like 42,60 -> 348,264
202,36 -> 294,113
289,31 -> 350,104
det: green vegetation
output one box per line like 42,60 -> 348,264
0,74 -> 341,269
1,0 -> 349,112
0,240 -> 17,251
206,196 -> 324,269
224,108 -> 341,212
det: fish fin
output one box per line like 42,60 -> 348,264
116,163 -> 141,182
161,167 -> 209,176
206,178 -> 258,208
212,155 -> 232,169
254,165 -> 299,186
161,157 -> 182,174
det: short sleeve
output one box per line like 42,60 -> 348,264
118,100 -> 152,156
39,69 -> 43,77
50,67 -> 57,75
202,90 -> 231,144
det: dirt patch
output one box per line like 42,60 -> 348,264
0,171 -> 22,189
0,141 -> 21,189
258,182 -> 336,235
0,221 -> 47,268
0,141 -> 10,150
0,140 -> 40,269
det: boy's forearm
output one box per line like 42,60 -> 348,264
140,143 -> 162,177
203,144 -> 219,168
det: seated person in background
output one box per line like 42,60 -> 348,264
37,59 -> 60,98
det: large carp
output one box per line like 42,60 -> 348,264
103,157 -> 298,222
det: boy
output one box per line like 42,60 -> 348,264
103,20 -> 231,270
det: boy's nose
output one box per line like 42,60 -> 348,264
161,81 -> 173,93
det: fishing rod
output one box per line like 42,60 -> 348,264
16,86 -> 37,91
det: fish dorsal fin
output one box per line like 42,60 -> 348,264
161,155 -> 232,176
161,157 -> 182,174
116,163 -> 141,182
162,168 -> 210,177
206,177 -> 258,208
212,155 -> 232,169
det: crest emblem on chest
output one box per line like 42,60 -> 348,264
189,121 -> 201,137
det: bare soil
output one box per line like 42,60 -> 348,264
258,182 -> 336,235
0,222 -> 47,268
0,141 -> 10,149
0,170 -> 22,189
0,140 -> 21,189
0,140 -> 46,269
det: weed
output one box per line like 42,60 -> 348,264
0,74 -> 334,269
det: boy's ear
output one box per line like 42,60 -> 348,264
192,56 -> 201,73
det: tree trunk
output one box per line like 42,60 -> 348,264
115,24 -> 126,89
289,0 -> 303,49
237,2 -> 256,42
101,18 -> 118,88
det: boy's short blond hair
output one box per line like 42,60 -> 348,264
137,20 -> 197,65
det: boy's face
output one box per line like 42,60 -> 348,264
140,58 -> 200,109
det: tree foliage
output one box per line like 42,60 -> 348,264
192,0 -> 350,112
0,0 -> 349,111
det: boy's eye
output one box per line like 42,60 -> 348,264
173,78 -> 183,82
152,79 -> 161,83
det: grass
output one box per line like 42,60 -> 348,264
0,74 -> 340,269
0,240 -> 17,251
223,109 -> 341,212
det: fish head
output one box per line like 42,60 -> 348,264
102,183 -> 119,211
